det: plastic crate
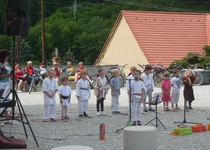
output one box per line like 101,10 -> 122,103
174,127 -> 192,135
190,124 -> 207,132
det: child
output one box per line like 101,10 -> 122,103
161,72 -> 171,111
126,66 -> 137,112
183,69 -> 196,109
141,65 -> 155,112
171,68 -> 181,111
76,70 -> 91,117
58,76 -> 72,120
42,69 -> 59,122
94,68 -> 109,116
131,69 -> 145,126
110,69 -> 121,114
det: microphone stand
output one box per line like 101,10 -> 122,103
116,79 -> 132,132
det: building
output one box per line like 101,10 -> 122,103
95,10 -> 210,73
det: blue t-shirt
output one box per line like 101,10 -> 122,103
110,77 -> 121,96
171,76 -> 181,89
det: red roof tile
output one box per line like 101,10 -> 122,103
122,11 -> 209,66
96,11 -> 210,67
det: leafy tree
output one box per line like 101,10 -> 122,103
0,35 -> 11,49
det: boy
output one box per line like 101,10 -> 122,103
131,69 -> 145,126
141,65 -> 155,112
110,69 -> 121,114
42,69 -> 59,122
126,66 -> 137,111
171,68 -> 181,111
76,70 -> 91,117
58,76 -> 72,120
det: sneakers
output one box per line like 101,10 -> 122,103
137,121 -> 141,126
101,111 -> 106,116
97,112 -> 101,116
79,114 -> 84,118
171,107 -> 178,112
43,119 -> 48,122
148,108 -> 155,111
164,107 -> 171,111
188,106 -> 193,109
61,116 -> 65,120
132,121 -> 136,126
84,112 -> 88,117
143,108 -> 148,112
65,116 -> 70,119
17,90 -> 22,93
50,118 -> 57,122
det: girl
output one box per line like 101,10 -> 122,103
42,69 -> 59,122
94,68 -> 109,116
58,76 -> 71,120
183,69 -> 196,109
161,72 -> 171,111
131,69 -> 145,126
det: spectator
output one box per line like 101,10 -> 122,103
63,61 -> 75,81
39,61 -> 47,81
52,62 -> 62,85
15,62 -> 27,93
0,49 -> 12,122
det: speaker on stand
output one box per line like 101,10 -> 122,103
6,0 -> 29,37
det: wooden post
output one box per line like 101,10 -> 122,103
41,0 -> 46,66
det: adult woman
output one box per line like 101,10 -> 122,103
0,49 -> 12,120
15,62 -> 27,92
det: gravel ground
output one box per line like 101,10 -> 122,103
1,85 -> 210,150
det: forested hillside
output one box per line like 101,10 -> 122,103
0,0 -> 210,65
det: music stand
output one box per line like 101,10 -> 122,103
0,36 -> 39,147
174,99 -> 198,126
144,93 -> 166,129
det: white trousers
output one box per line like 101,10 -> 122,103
171,89 -> 180,105
132,96 -> 141,121
78,100 -> 88,115
111,95 -> 119,112
43,104 -> 56,119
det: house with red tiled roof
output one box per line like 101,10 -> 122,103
95,10 -> 210,73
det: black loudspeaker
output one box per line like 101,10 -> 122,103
6,0 -> 29,36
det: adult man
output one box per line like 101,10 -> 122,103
64,61 -> 75,81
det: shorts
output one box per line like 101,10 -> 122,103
143,89 -> 152,100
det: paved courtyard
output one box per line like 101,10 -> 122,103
1,85 -> 210,150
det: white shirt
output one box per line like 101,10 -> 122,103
42,77 -> 59,105
76,78 -> 91,101
126,74 -> 134,91
141,72 -> 155,90
58,85 -> 72,106
131,80 -> 145,98
58,85 -> 72,98
40,67 -> 47,75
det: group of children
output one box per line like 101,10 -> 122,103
41,67 -> 121,122
161,68 -> 196,112
41,65 -> 196,127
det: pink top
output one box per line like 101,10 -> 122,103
161,79 -> 171,102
